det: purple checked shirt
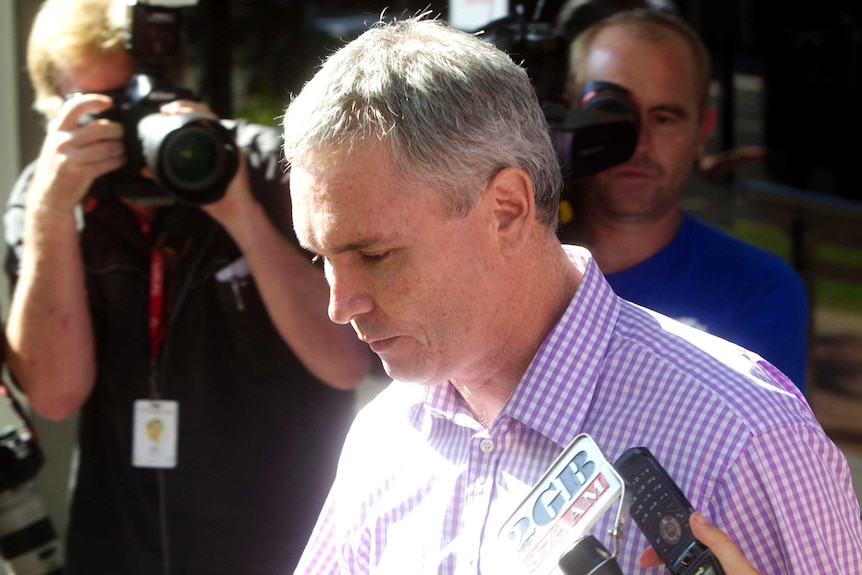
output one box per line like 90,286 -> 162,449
295,246 -> 862,574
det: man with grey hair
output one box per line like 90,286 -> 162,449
284,14 -> 862,575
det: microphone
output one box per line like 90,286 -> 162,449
497,433 -> 628,575
498,434 -> 726,575
558,535 -> 623,575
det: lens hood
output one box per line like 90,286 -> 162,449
139,112 -> 240,205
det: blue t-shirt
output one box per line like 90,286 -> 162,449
605,213 -> 809,392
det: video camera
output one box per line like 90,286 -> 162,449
87,0 -> 239,205
478,2 -> 640,179
547,81 -> 639,180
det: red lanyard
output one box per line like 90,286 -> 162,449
134,214 -> 168,368
148,248 -> 166,363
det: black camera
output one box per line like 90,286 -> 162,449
0,383 -> 63,575
547,80 -> 639,180
88,0 -> 239,206
478,10 -> 639,180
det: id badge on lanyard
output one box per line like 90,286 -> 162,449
133,399 -> 178,468
132,218 -> 179,469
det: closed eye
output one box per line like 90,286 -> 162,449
359,251 -> 390,263
649,105 -> 687,126
651,110 -> 686,126
308,250 -> 389,266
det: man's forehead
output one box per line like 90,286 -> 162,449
289,162 -> 335,246
289,141 -> 383,190
584,27 -> 699,104
289,146 -> 403,251
289,145 -> 447,257
288,151 -> 349,212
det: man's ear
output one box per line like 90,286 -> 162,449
486,167 -> 535,249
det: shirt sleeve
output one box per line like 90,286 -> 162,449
293,423 -> 373,575
3,161 -> 36,288
293,491 -> 345,574
709,422 -> 862,574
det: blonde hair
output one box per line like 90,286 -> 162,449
27,0 -> 186,120
27,0 -> 127,119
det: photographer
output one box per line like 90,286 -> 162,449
4,0 -> 370,573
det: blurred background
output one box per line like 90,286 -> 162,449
2,0 -> 862,556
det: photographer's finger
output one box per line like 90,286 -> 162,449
75,116 -> 124,146
690,512 -> 761,574
53,93 -> 115,131
160,99 -> 215,118
31,126 -> 126,212
202,152 -> 251,223
44,115 -> 124,173
75,139 -> 126,173
637,546 -> 662,568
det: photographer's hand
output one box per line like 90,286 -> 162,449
29,94 -> 125,213
156,99 -> 258,214
638,511 -> 762,574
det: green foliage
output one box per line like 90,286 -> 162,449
815,280 -> 862,315
732,219 -> 792,260
731,219 -> 862,314
236,92 -> 285,129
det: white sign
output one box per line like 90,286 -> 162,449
498,434 -> 624,575
449,0 -> 509,31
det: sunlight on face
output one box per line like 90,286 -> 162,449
290,141 -> 503,386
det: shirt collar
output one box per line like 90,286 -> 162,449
504,246 -> 620,446
421,246 -> 620,444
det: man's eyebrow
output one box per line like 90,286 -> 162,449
648,103 -> 689,119
302,237 -> 386,256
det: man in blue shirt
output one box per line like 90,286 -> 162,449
557,10 -> 809,391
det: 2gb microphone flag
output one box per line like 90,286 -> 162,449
498,434 -> 624,575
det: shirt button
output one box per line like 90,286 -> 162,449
479,438 -> 494,453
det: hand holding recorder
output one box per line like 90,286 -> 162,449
639,512 -> 762,575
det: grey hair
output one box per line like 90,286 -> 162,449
282,15 -> 563,228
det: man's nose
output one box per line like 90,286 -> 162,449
326,264 -> 373,325
633,121 -> 655,156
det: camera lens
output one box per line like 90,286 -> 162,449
139,113 -> 240,205
162,126 -> 224,191
0,482 -> 63,575
0,419 -> 63,574
552,81 -> 639,180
